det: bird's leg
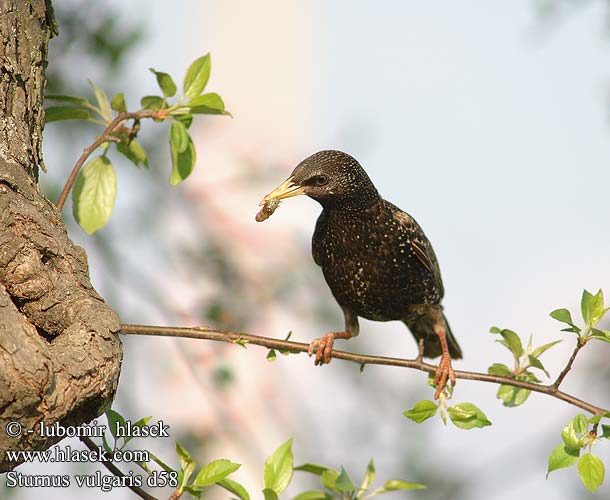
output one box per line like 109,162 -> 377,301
429,309 -> 456,399
308,331 -> 353,365
308,308 -> 359,366
416,337 -> 425,363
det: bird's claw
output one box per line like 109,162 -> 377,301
433,353 -> 456,399
308,333 -> 335,365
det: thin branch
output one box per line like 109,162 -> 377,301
168,489 -> 182,500
552,340 -> 584,389
79,436 -> 158,500
55,110 -> 159,212
120,324 -> 608,416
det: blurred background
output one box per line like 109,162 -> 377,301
7,0 -> 610,498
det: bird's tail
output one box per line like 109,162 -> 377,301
403,312 -> 462,359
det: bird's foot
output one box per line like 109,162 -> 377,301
308,331 -> 353,366
433,353 -> 456,399
308,333 -> 337,365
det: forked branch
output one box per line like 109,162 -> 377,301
55,110 -> 160,212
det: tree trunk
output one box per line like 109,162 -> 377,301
0,0 -> 123,471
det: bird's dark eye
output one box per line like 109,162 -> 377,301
314,175 -> 328,186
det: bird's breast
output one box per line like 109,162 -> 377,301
312,208 -> 438,320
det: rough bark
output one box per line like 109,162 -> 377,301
0,0 -> 123,471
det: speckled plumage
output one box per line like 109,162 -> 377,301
289,150 -> 462,359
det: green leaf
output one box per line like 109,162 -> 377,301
176,442 -> 195,489
149,452 -> 173,473
489,326 -> 501,334
105,409 -> 126,441
169,131 -> 196,185
547,444 -> 579,478
447,403 -> 476,420
589,289 -> 605,325
504,389 -> 532,407
561,420 -> 581,453
45,106 -> 89,123
193,459 -> 241,487
184,53 -> 211,98
176,442 -> 193,469
217,478 -> 250,500
141,95 -> 163,112
573,414 -> 588,435
527,355 -> 549,378
73,156 -> 117,234
402,400 -> 438,423
111,93 -> 127,113
123,415 -> 152,446
263,488 -> 279,500
175,113 -> 193,129
601,424 -> 610,439
360,459 -> 375,492
578,453 -> 605,493
46,94 -> 91,107
531,340 -> 562,358
89,80 -> 112,121
320,469 -> 340,493
334,467 -> 356,492
382,480 -> 426,491
234,337 -> 248,348
487,363 -> 511,376
496,385 -> 512,404
263,438 -> 293,495
291,491 -> 331,500
266,349 -> 277,362
183,485 -> 203,499
138,460 -> 153,476
294,464 -> 331,476
588,412 -> 610,424
170,120 -> 189,154
117,138 -> 149,168
187,93 -> 228,115
496,384 -> 531,407
447,402 -> 492,429
150,68 -> 177,98
497,329 -> 523,359
550,308 -> 575,326
581,289 -> 605,327
591,329 -> 610,343
101,433 -> 112,455
519,370 -> 541,383
526,333 -> 533,354
581,290 -> 594,325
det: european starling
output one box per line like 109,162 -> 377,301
260,150 -> 462,398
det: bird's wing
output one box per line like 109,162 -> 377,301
311,210 -> 328,267
388,202 -> 445,298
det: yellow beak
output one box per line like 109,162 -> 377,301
260,176 -> 306,206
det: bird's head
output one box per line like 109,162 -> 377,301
261,150 -> 379,209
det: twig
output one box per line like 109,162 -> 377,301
551,340 -> 583,390
79,436 -> 158,500
168,489 -> 182,500
120,324 -> 608,416
55,110 -> 159,212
